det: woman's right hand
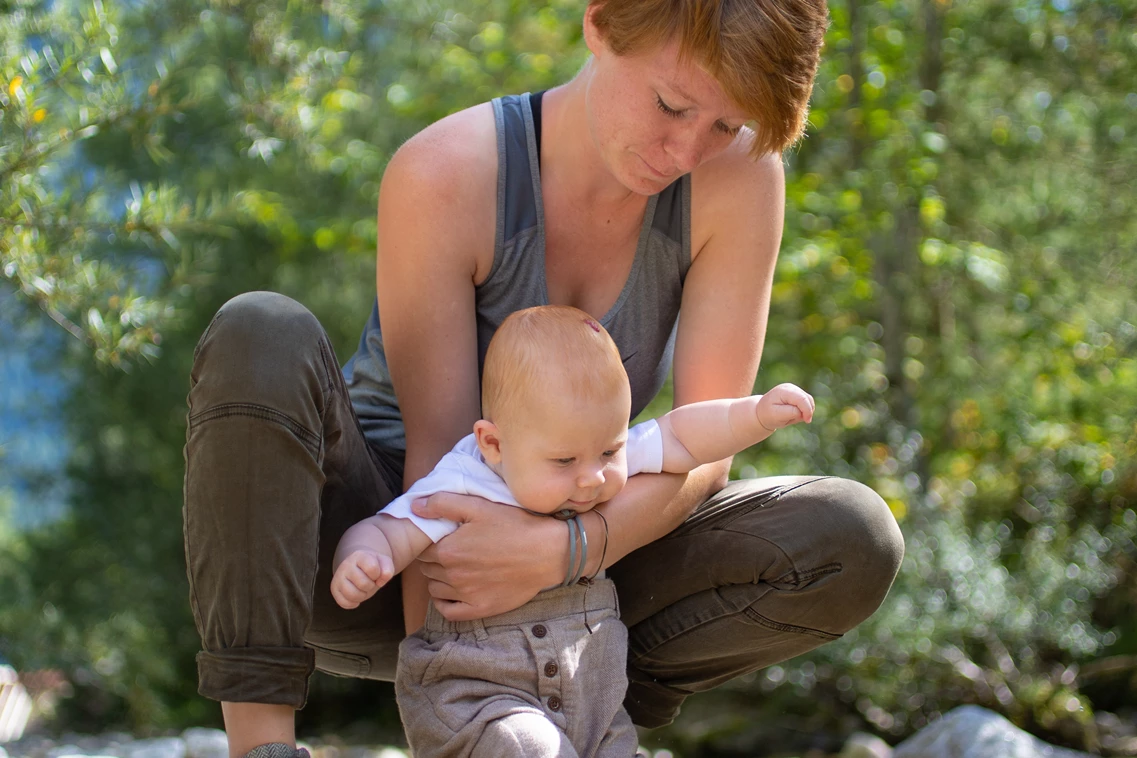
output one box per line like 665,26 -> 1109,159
411,491 -> 567,621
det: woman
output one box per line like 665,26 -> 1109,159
182,1 -> 905,755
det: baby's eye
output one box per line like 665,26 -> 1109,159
602,450 -> 617,458
554,457 -> 575,466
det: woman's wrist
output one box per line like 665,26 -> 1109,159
536,514 -> 571,590
538,509 -> 610,589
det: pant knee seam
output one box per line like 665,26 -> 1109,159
189,402 -> 321,454
742,606 -> 842,640
629,587 -> 842,663
769,561 -> 843,588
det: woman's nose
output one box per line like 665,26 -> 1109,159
665,128 -> 706,173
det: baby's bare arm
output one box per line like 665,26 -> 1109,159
334,514 -> 434,576
331,514 -> 435,609
655,385 -> 814,473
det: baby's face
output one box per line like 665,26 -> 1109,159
496,390 -> 630,516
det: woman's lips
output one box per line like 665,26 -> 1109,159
639,155 -> 672,179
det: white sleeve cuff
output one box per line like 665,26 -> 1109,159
627,418 -> 664,475
378,491 -> 460,543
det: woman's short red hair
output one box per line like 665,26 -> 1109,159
589,0 -> 829,156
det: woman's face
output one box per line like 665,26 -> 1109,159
582,10 -> 750,195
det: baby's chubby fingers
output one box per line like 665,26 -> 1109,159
759,384 -> 816,428
330,551 -> 394,609
355,550 -> 395,584
330,572 -> 363,609
775,383 -> 815,423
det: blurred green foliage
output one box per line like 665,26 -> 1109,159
1,0 -> 1135,753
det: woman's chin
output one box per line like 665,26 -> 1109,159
619,168 -> 674,196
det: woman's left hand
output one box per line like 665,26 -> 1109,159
412,492 -> 564,621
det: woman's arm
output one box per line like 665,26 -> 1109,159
374,104 -> 498,632
583,147 -> 787,572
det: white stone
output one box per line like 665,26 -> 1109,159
181,729 -> 227,758
842,731 -> 894,758
46,746 -> 83,758
894,706 -> 1095,758
125,738 -> 186,758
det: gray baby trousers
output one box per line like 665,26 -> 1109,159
182,292 -> 906,727
397,580 -> 636,758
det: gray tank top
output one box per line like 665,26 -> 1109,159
344,93 -> 692,453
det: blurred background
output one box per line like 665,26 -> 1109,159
1,0 -> 1134,755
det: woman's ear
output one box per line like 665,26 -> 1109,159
473,419 -> 503,465
582,3 -> 607,57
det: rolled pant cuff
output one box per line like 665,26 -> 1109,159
197,646 -> 315,708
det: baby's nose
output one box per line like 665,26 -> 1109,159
578,465 -> 605,488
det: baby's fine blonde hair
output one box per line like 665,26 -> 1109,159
482,305 -> 631,426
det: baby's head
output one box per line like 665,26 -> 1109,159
474,305 -> 632,516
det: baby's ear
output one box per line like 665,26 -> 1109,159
473,419 -> 503,464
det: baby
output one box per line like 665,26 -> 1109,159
331,305 -> 814,758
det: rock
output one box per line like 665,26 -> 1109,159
894,706 -> 1095,758
329,749 -> 405,758
125,739 -> 186,758
1096,711 -> 1137,755
45,746 -> 84,758
842,732 -> 894,758
181,729 -> 227,758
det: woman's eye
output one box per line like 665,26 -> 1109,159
656,95 -> 683,118
716,121 -> 741,136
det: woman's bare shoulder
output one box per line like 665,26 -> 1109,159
690,130 -> 786,253
693,130 -> 784,206
379,102 -> 498,277
383,101 -> 498,208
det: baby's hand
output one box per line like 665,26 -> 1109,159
757,383 -> 815,431
330,550 -> 395,610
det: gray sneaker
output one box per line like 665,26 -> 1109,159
243,744 -> 310,758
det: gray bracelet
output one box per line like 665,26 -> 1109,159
564,515 -> 577,587
572,516 -> 588,585
563,515 -> 589,587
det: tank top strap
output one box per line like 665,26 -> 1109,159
492,95 -> 543,259
651,173 -> 692,281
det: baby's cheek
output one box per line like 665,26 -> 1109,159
608,466 -> 630,496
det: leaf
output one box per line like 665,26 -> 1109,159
100,48 -> 117,75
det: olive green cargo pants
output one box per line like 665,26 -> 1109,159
182,292 -> 905,728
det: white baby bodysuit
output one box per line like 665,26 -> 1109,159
380,419 -> 664,542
